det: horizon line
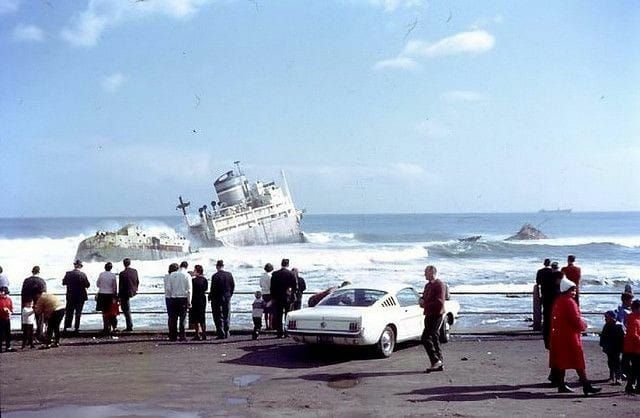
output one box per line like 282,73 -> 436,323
1,209 -> 639,220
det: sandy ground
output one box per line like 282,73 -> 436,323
0,332 -> 638,417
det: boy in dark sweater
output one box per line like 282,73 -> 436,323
600,310 -> 625,385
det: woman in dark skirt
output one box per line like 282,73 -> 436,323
95,262 -> 117,335
190,265 -> 208,340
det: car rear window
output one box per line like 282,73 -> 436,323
318,289 -> 388,307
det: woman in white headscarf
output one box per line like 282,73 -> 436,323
549,277 -> 601,396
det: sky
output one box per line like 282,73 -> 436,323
1,0 -> 639,217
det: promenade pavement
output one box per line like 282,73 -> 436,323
1,333 -> 638,417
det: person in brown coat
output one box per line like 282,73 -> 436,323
420,265 -> 446,372
34,293 -> 66,349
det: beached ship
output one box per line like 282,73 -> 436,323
177,163 -> 305,247
75,224 -> 191,262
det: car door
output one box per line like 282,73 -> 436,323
395,287 -> 424,341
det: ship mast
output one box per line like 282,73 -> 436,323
234,160 -> 243,176
176,195 -> 190,216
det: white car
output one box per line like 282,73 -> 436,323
286,282 -> 460,357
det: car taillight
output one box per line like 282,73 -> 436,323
349,322 -> 359,332
288,320 -> 297,329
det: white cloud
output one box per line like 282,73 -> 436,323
101,72 -> 126,92
373,56 -> 419,71
403,30 -> 495,57
374,29 -> 495,71
441,90 -> 483,103
0,0 -> 21,15
369,0 -> 422,12
61,0 -> 211,47
13,24 -> 45,42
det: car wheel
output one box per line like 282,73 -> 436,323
439,318 -> 450,343
376,326 -> 395,358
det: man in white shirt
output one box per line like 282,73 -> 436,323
96,262 -> 118,335
259,263 -> 274,330
164,261 -> 192,341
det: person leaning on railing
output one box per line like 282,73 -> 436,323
34,292 -> 66,349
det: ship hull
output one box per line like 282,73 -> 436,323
75,237 -> 190,262
190,213 -> 305,247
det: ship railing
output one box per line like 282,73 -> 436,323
8,290 -> 624,333
215,202 -> 292,229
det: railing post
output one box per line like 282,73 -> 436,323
532,284 -> 542,332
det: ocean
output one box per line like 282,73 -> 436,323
1,212 -> 638,331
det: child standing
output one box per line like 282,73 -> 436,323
616,292 -> 634,327
21,299 -> 36,349
0,288 -> 15,352
252,291 -> 265,340
600,310 -> 625,385
106,297 -> 120,336
623,300 -> 640,395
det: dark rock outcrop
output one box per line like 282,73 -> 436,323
506,224 -> 547,241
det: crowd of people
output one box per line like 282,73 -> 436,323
536,254 -> 640,396
0,257 -> 310,351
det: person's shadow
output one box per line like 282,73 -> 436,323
398,381 -> 616,402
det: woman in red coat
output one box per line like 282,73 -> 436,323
549,278 -> 601,395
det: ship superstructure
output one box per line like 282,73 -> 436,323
75,224 -> 191,262
178,163 -> 305,247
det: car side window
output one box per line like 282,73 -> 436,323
396,288 -> 420,307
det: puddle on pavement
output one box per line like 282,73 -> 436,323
327,374 -> 359,389
232,374 -> 262,387
226,397 -> 248,406
4,404 -> 200,418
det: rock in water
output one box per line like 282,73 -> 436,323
506,223 -> 548,241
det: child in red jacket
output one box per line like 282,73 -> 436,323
0,289 -> 15,352
623,299 -> 640,395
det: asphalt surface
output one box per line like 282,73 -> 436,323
1,332 -> 639,417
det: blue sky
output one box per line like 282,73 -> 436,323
1,0 -> 638,217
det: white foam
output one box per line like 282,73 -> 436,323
507,235 -> 640,248
304,232 -> 357,245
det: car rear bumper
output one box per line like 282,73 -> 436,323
287,330 -> 369,345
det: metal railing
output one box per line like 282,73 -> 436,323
9,290 -> 622,317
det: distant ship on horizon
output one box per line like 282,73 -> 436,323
538,208 -> 572,213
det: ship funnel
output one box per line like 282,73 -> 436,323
214,170 -> 247,207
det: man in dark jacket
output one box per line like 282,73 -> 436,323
421,265 -> 446,372
21,265 -> 47,339
536,258 -> 556,349
291,268 -> 306,311
118,258 -> 139,331
209,260 -> 234,339
62,260 -> 90,333
270,258 -> 296,338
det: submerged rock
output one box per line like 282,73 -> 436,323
506,223 -> 548,241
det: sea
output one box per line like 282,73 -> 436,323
1,212 -> 638,332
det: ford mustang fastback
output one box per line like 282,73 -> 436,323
286,282 -> 460,357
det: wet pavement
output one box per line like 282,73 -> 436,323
1,333 -> 639,417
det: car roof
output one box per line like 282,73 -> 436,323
339,281 -> 416,294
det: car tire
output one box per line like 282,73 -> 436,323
439,317 -> 450,344
376,325 -> 395,358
